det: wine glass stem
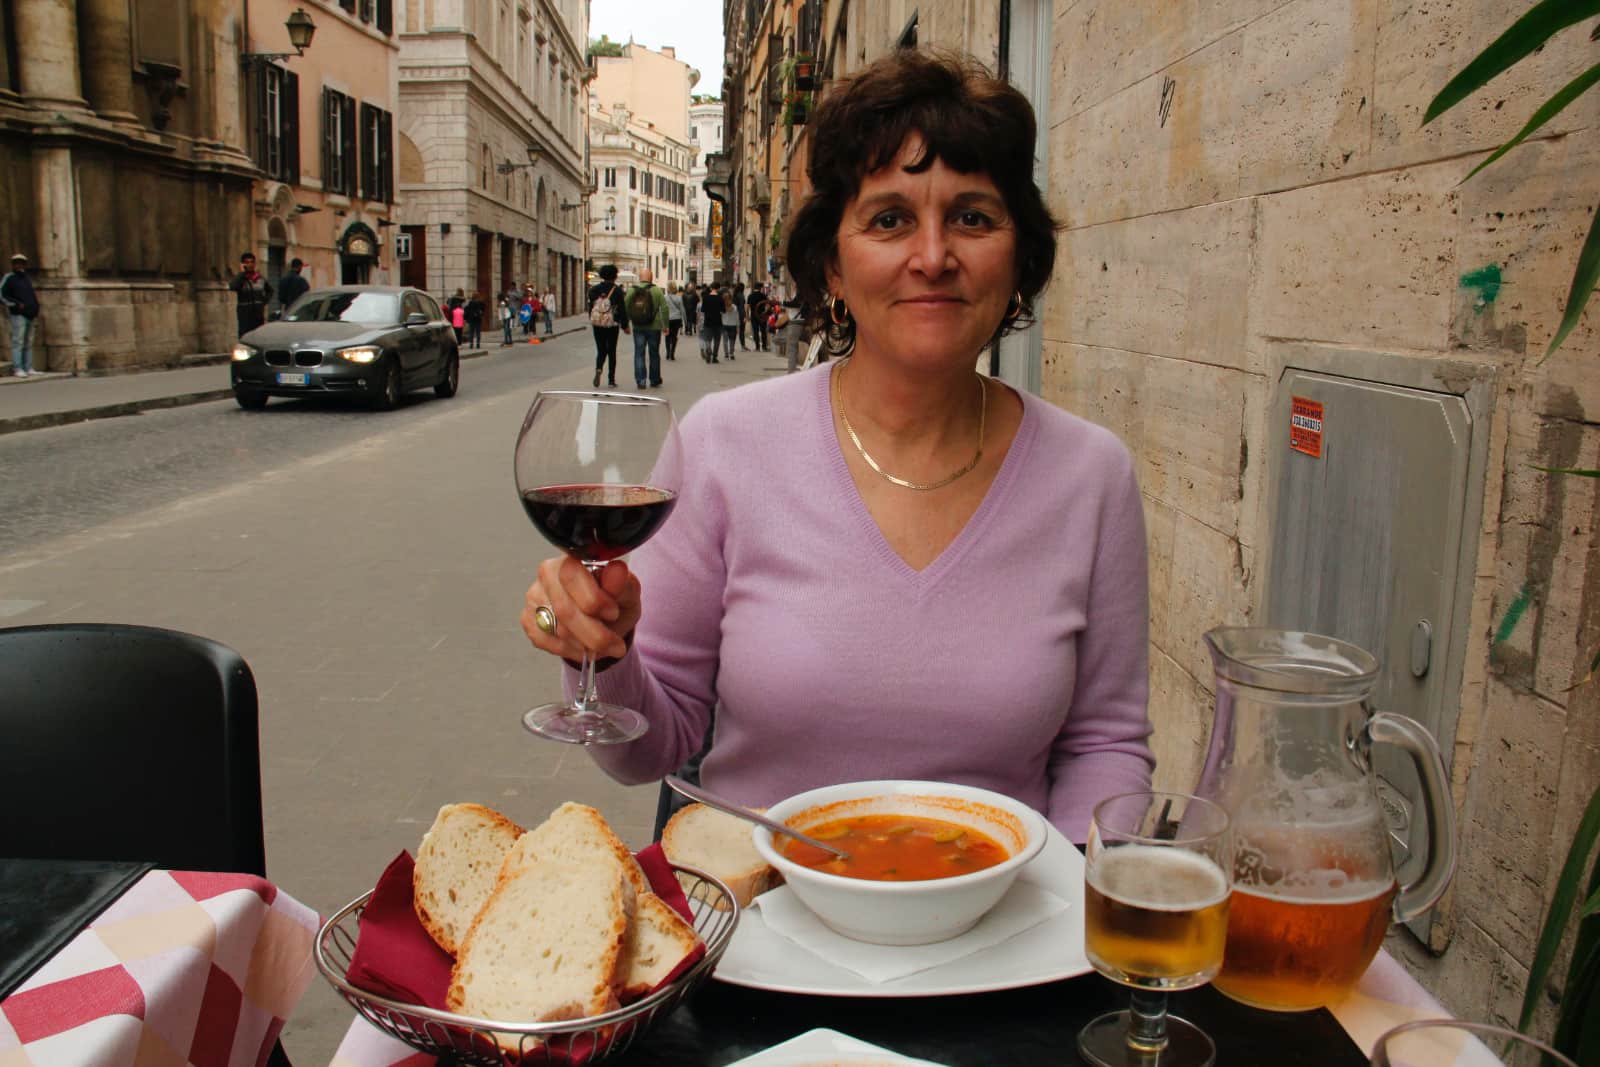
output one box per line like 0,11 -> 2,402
572,562 -> 604,717
1126,990 -> 1171,1053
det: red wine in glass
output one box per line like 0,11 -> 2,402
514,390 -> 682,745
519,484 -> 677,562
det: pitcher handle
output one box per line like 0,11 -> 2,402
1357,711 -> 1458,923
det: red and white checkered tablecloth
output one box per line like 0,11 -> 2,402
0,869 -> 319,1067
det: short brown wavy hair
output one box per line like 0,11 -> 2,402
784,48 -> 1060,355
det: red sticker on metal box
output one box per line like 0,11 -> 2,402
1290,396 -> 1323,458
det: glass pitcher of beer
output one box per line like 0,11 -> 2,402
1196,628 -> 1456,1013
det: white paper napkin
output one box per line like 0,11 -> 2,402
754,881 -> 1070,983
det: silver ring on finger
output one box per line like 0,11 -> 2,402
534,604 -> 558,636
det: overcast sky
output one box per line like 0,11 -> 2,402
588,0 -> 725,99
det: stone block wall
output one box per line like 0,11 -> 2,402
1046,0 -> 1600,1026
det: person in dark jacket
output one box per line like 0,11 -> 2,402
229,252 -> 273,337
682,284 -> 699,336
275,258 -> 309,316
698,285 -> 725,363
465,292 -> 485,348
588,264 -> 629,387
2,253 -> 39,377
747,283 -> 770,351
732,281 -> 748,350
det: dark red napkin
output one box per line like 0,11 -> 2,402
345,842 -> 706,1057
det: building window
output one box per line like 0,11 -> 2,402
376,0 -> 392,34
604,166 -> 616,188
481,144 -> 492,189
322,88 -> 356,196
629,166 -> 636,190
359,0 -> 374,21
249,64 -> 299,183
359,102 -> 394,203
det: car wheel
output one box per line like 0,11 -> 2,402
235,389 -> 268,410
371,357 -> 401,411
435,349 -> 460,398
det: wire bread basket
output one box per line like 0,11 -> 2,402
316,864 -> 740,1065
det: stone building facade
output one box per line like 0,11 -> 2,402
686,100 -> 722,285
586,43 -> 695,288
394,0 -> 587,315
243,0 -> 400,306
721,0 -> 1600,1033
0,0 -> 258,372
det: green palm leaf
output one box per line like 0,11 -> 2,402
1463,61 -> 1600,182
1545,198 -> 1600,358
1522,783 -> 1600,1032
1425,0 -> 1600,124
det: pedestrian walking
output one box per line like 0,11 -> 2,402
665,283 -> 685,361
699,285 -> 725,362
450,301 -> 465,343
719,285 -> 740,358
588,264 -> 627,388
772,289 -> 805,373
748,283 -> 770,351
500,296 -> 514,344
732,281 -> 749,350
625,268 -> 669,388
2,253 -> 39,377
683,284 -> 699,336
465,292 -> 485,348
522,288 -> 538,335
542,288 -> 556,334
229,252 -> 273,337
276,258 -> 309,316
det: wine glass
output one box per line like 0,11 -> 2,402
513,389 -> 682,745
1078,791 -> 1233,1067
1370,1020 -> 1578,1067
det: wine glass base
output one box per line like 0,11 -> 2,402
1078,1010 -> 1215,1067
523,701 -> 648,745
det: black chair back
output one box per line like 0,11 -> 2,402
0,623 -> 267,876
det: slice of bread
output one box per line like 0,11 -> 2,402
616,892 -> 703,999
661,802 -> 779,908
499,801 -> 651,900
412,803 -> 526,954
446,850 -> 636,1040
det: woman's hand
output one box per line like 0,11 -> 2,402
521,556 -> 641,662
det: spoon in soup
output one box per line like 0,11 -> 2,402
664,775 -> 851,860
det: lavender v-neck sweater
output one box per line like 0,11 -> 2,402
579,366 -> 1154,842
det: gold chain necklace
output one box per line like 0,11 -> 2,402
834,359 -> 986,492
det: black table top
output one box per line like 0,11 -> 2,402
618,973 -> 1368,1065
0,857 -> 153,1000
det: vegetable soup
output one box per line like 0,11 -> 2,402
781,814 -> 1010,881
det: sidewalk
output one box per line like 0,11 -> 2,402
0,315 -> 593,436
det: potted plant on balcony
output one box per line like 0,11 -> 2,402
793,53 -> 817,91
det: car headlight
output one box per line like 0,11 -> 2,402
337,345 -> 382,364
231,344 -> 256,362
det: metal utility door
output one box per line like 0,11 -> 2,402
1264,368 -> 1474,945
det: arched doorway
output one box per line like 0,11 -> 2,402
339,222 -> 379,284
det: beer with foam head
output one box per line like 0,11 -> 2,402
1212,878 -> 1396,1011
1084,844 -> 1231,991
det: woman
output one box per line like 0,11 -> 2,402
717,287 -> 739,360
665,283 -> 685,361
499,295 -> 513,345
587,264 -> 628,388
698,285 -> 724,362
683,284 -> 699,336
521,49 -> 1152,843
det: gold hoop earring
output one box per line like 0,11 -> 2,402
1004,291 -> 1024,322
830,298 -> 851,326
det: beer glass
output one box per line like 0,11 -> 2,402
1370,1020 -> 1577,1067
1197,628 -> 1457,1013
1079,791 -> 1233,1067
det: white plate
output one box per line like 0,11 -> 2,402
726,1027 -> 948,1066
714,823 -> 1088,996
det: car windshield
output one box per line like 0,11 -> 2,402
285,292 -> 398,326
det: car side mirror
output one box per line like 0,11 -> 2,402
404,312 -> 429,326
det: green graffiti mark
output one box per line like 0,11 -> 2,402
1460,263 -> 1503,306
1494,581 -> 1532,644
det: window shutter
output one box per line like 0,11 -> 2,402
376,0 -> 392,34
339,0 -> 355,11
379,110 -> 393,203
341,94 -> 357,195
359,103 -> 374,200
322,89 -> 335,194
283,71 -> 300,183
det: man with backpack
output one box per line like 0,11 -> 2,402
588,264 -> 628,388
2,253 -> 39,377
625,268 -> 669,389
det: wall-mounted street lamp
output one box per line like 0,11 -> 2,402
241,7 -> 316,70
497,144 -> 544,174
605,205 -> 617,232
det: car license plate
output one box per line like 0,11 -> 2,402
276,372 -> 308,386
